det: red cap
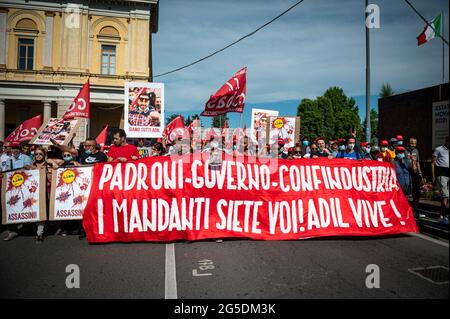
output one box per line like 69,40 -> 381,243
380,140 -> 389,146
361,142 -> 368,147
396,146 -> 406,152
315,136 -> 325,143
278,138 -> 285,145
396,135 -> 403,141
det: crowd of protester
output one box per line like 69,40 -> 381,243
0,128 -> 449,243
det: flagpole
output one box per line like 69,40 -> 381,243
442,12 -> 445,84
86,118 -> 90,139
239,113 -> 243,129
365,0 -> 371,143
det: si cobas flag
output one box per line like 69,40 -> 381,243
4,114 -> 42,147
201,67 -> 246,117
63,80 -> 90,119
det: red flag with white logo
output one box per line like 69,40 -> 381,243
63,80 -> 90,119
5,114 -> 42,147
201,67 -> 246,117
164,115 -> 186,144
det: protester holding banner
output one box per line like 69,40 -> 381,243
3,146 -> 48,242
335,136 -> 362,160
51,137 -> 107,165
107,129 -> 139,162
151,142 -> 166,156
379,140 -> 393,163
370,146 -> 383,161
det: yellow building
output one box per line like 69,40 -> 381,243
0,0 -> 159,144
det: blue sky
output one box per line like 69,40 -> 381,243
153,0 -> 448,127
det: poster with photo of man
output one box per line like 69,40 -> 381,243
124,82 -> 164,138
29,118 -> 80,146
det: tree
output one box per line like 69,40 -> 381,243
297,87 -> 362,141
184,114 -> 201,127
212,114 -> 228,128
379,83 -> 394,98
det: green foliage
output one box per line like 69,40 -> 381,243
379,83 -> 394,98
297,87 -> 362,141
212,114 -> 228,128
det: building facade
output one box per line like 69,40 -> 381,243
0,0 -> 159,145
378,83 -> 449,160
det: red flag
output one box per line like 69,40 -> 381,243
201,67 -> 246,117
5,115 -> 42,147
187,118 -> 199,134
164,115 -> 185,144
63,80 -> 90,119
96,125 -> 108,149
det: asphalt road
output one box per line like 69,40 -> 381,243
0,229 -> 448,299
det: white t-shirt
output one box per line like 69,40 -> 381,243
1,153 -> 12,172
433,145 -> 449,168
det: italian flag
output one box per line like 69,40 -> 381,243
417,14 -> 442,46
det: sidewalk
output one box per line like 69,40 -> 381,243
407,196 -> 449,240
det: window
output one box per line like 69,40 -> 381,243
101,45 -> 116,75
18,38 -> 34,70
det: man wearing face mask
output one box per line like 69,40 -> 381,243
394,146 -> 412,196
388,137 -> 398,160
360,142 -> 372,159
301,138 -> 310,157
51,137 -> 107,165
379,140 -> 393,163
396,135 -> 404,147
335,137 -> 362,160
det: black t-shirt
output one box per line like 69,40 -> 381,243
79,151 -> 107,165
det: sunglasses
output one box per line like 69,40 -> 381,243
35,153 -> 44,156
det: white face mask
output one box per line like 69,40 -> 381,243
348,143 -> 355,150
381,147 -> 387,152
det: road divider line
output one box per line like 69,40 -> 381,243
165,243 -> 178,299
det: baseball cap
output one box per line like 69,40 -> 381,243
278,138 -> 285,145
396,146 -> 406,152
380,140 -> 389,146
361,142 -> 368,147
389,138 -> 398,143
396,135 -> 403,141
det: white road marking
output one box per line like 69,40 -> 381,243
192,269 -> 212,277
165,243 -> 178,299
407,232 -> 449,248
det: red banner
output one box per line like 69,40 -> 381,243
201,67 -> 246,117
5,114 -> 42,147
83,157 -> 418,243
63,80 -> 90,119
